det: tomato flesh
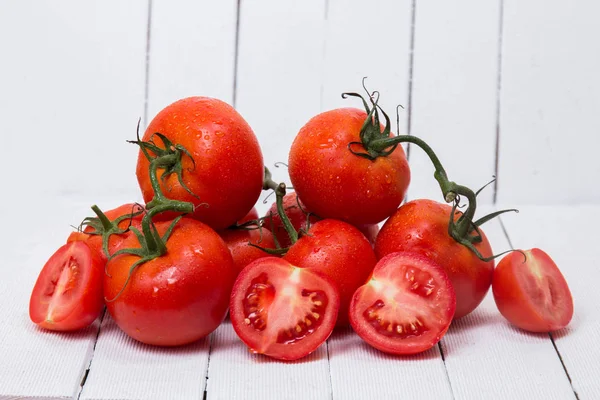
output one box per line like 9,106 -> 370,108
29,241 -> 104,331
230,257 -> 339,360
492,248 -> 573,332
350,252 -> 456,355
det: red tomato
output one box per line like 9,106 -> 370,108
220,227 -> 276,275
237,207 -> 259,225
67,203 -> 144,262
493,248 -> 573,332
136,97 -> 264,231
375,199 -> 494,319
229,257 -> 339,360
283,219 -> 377,326
266,192 -> 379,247
350,252 -> 456,355
104,218 -> 236,346
29,241 -> 104,331
288,108 -> 410,225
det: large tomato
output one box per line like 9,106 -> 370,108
67,203 -> 144,262
375,199 -> 494,319
136,97 -> 264,231
229,257 -> 339,360
288,108 -> 410,225
104,218 -> 236,346
493,248 -> 573,332
29,241 -> 104,331
283,219 -> 377,326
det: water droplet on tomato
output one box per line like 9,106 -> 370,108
215,131 -> 224,137
204,135 -> 210,140
385,175 -> 392,184
313,247 -> 321,253
335,176 -> 341,183
405,234 -> 412,240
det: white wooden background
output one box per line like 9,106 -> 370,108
1,0 -> 599,399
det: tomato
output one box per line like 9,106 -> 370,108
350,252 -> 456,355
229,257 -> 339,360
283,219 -> 377,326
288,107 -> 410,225
67,203 -> 144,261
220,227 -> 276,275
29,241 -> 104,331
104,218 -> 236,346
493,248 -> 573,332
135,97 -> 264,231
266,191 -> 379,247
375,199 -> 494,319
237,207 -> 259,225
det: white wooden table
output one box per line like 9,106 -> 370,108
1,1 -> 599,399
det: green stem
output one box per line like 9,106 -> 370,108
370,135 -> 476,237
263,167 -> 299,245
91,205 -> 114,231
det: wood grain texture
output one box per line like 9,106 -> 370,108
497,0 -> 600,204
146,0 -> 238,121
500,205 -> 600,399
408,0 -> 501,204
0,0 -> 147,201
206,320 -> 331,400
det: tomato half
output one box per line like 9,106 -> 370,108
104,218 -> 236,346
493,248 -> 573,332
349,252 -> 456,355
230,257 -> 339,360
288,107 -> 410,225
136,97 -> 264,231
220,227 -> 276,275
376,199 -> 494,319
283,219 -> 377,327
29,241 -> 104,331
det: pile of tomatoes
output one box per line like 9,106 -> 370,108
29,90 -> 573,361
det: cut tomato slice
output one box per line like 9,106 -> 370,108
349,252 -> 456,355
29,241 -> 104,331
229,257 -> 339,360
493,248 -> 573,332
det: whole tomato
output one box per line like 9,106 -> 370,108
375,199 -> 494,319
67,203 -> 144,262
284,219 -> 377,326
288,107 -> 410,225
135,97 -> 264,231
104,218 -> 236,346
266,191 -> 379,247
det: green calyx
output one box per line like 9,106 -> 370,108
343,81 -> 524,263
76,204 -> 144,259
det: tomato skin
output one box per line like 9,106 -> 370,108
283,219 -> 377,326
375,199 -> 494,319
288,107 -> 410,225
349,252 -> 456,355
493,248 -> 573,332
136,97 -> 264,231
67,203 -> 144,262
104,218 -> 236,346
220,227 -> 276,275
229,257 -> 339,360
266,192 -> 379,247
237,207 -> 259,225
29,241 -> 104,331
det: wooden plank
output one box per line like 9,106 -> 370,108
500,206 -> 600,399
234,0 -> 327,215
328,328 -> 452,399
408,0 -> 501,204
440,211 -> 575,400
321,0 -> 413,142
497,0 -> 600,204
0,0 -> 147,202
206,320 -> 331,400
0,198 -> 108,399
146,0 -> 238,121
80,315 -> 210,400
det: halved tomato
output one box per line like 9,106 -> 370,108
492,248 -> 573,332
29,241 -> 104,331
349,252 -> 456,355
229,257 -> 339,360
